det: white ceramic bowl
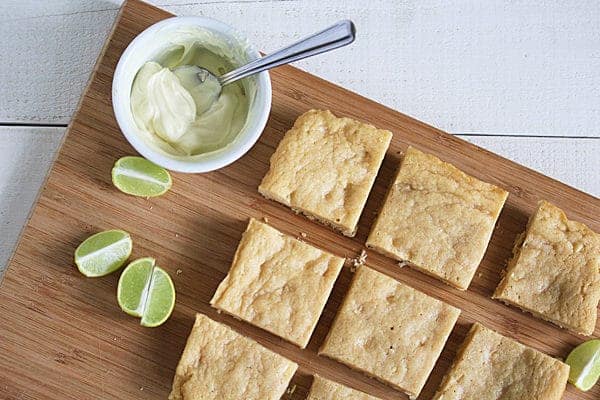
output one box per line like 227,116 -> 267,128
112,16 -> 271,173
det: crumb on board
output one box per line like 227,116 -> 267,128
398,260 -> 409,268
349,249 -> 368,272
175,233 -> 180,238
262,216 -> 269,223
176,269 -> 182,275
285,384 -> 297,395
300,232 -> 307,238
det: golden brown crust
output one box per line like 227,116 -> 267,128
493,200 -> 600,335
367,146 -> 508,290
169,313 -> 297,400
319,266 -> 460,398
211,218 -> 344,347
433,323 -> 569,400
259,109 -> 392,237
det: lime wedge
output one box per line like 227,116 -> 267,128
117,257 -> 154,317
111,156 -> 172,197
117,258 -> 175,327
141,266 -> 176,327
74,230 -> 132,277
566,339 -> 600,391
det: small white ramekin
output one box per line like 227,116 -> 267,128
112,16 -> 271,173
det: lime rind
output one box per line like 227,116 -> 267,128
566,339 -> 600,391
111,156 -> 172,197
74,230 -> 132,277
117,258 -> 175,327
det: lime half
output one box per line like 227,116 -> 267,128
111,156 -> 172,197
74,230 -> 132,277
566,339 -> 600,391
117,258 -> 175,327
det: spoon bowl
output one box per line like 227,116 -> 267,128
172,65 -> 222,115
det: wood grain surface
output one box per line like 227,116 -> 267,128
0,1 -> 598,399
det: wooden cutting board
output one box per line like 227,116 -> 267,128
1,1 -> 598,399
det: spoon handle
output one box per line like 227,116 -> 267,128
219,20 -> 356,86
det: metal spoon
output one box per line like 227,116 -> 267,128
183,20 -> 356,108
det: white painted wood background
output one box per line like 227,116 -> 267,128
1,0 -> 599,275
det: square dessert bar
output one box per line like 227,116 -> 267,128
494,200 -> 600,335
258,109 -> 392,237
211,218 -> 344,348
307,375 -> 381,400
169,313 -> 297,400
367,146 -> 508,290
319,266 -> 460,398
433,323 -> 569,400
